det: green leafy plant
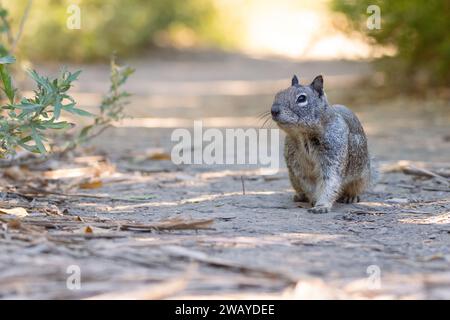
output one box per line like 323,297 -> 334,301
0,7 -> 12,57
331,0 -> 450,90
0,2 -> 134,165
0,55 -> 134,163
0,55 -> 86,156
63,58 -> 135,152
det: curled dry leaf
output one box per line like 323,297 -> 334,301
0,207 -> 28,218
149,152 -> 171,161
43,167 -> 100,179
73,155 -> 106,165
43,205 -> 64,216
79,180 -> 103,190
43,162 -> 116,180
73,225 -> 113,235
132,148 -> 171,161
130,217 -> 215,231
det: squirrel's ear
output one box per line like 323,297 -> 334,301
291,75 -> 299,86
311,75 -> 324,96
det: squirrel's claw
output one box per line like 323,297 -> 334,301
308,205 -> 331,214
337,195 -> 360,204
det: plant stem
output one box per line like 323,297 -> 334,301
11,0 -> 33,53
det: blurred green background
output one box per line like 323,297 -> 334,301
332,0 -> 450,89
5,0 -> 235,62
3,0 -> 450,89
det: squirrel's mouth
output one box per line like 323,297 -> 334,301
274,119 -> 315,134
272,115 -> 296,126
271,113 -> 291,125
271,116 -> 286,125
273,119 -> 297,129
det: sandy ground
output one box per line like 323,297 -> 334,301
1,51 -> 450,299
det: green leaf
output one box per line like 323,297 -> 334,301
0,64 -> 15,103
14,101 -> 43,111
54,97 -> 62,119
0,56 -> 133,158
77,124 -> 94,142
18,142 -> 40,154
65,104 -> 94,117
42,121 -> 73,130
0,56 -> 15,65
31,127 -> 46,153
65,70 -> 82,84
27,70 -> 52,93
18,136 -> 33,144
0,8 -> 8,18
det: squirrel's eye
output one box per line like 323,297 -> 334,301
296,94 -> 307,105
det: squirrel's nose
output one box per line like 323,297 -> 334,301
271,104 -> 280,118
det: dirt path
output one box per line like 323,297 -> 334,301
1,52 -> 449,299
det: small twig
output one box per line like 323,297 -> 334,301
2,216 -> 214,232
120,218 -> 214,231
20,189 -> 154,202
61,124 -> 113,156
400,210 -> 434,215
349,210 -> 386,216
47,233 -> 128,240
422,187 -> 450,192
0,11 -> 13,46
162,245 -> 297,284
383,160 -> 450,186
85,264 -> 196,300
395,184 -> 416,190
11,0 -> 33,53
0,154 -> 49,168
406,166 -> 450,186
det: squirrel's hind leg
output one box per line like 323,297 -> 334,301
288,169 -> 313,204
293,193 -> 309,203
338,177 -> 368,203
337,195 -> 360,204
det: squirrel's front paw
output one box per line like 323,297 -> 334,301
308,205 -> 331,214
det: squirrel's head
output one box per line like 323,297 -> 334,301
271,75 -> 328,133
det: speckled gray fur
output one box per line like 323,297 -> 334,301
271,75 -> 372,213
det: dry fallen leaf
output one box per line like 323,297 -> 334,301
7,219 -> 22,229
79,180 -> 103,190
0,207 -> 28,218
134,148 -> 172,161
149,152 -> 171,161
122,217 -> 215,231
73,155 -> 106,164
43,167 -> 97,179
84,226 -> 93,234
72,226 -> 112,235
3,166 -> 28,181
43,163 -> 115,180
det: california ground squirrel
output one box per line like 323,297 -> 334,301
271,75 -> 373,213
